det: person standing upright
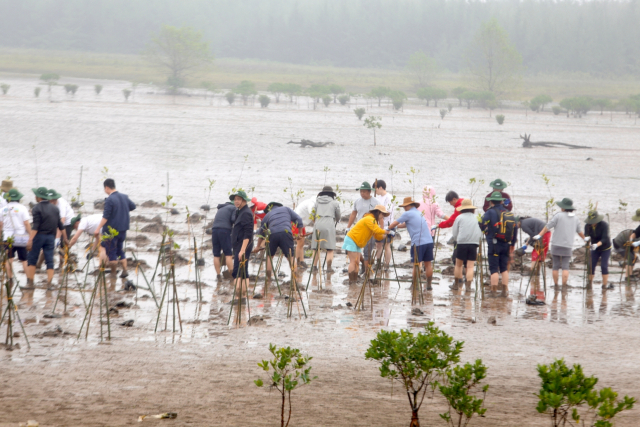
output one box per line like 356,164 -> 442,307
211,201 -> 236,279
93,179 -> 136,289
374,180 -> 396,269
312,186 -> 341,272
346,182 -> 379,274
0,188 -> 31,286
434,191 -> 465,263
230,190 -> 253,295
0,180 -> 13,210
418,185 -> 448,236
482,179 -> 514,212
584,210 -> 613,290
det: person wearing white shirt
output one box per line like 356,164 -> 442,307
68,214 -> 103,256
293,198 -> 316,268
375,180 -> 396,269
0,188 -> 32,285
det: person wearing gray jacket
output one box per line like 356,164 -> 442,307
211,202 -> 237,278
450,199 -> 482,291
534,198 -> 587,288
311,186 -> 341,271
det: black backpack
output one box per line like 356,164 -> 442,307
495,210 -> 516,243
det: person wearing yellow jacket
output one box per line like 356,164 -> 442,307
342,205 -> 391,284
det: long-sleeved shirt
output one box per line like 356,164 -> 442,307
259,206 -> 303,236
452,212 -> 482,245
212,202 -> 236,230
231,205 -> 254,247
31,201 -> 64,236
102,191 -> 136,233
438,198 -> 464,229
347,213 -> 387,248
481,204 -> 518,245
520,218 -> 546,242
546,211 -> 581,251
482,191 -> 513,212
585,221 -> 612,252
395,207 -> 433,246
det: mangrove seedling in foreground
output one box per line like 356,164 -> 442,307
439,359 -> 489,427
255,344 -> 316,427
365,322 -> 463,427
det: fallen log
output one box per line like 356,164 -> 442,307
520,133 -> 591,149
287,139 -> 335,148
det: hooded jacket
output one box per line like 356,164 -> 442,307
417,186 -> 445,233
211,202 -> 236,230
313,195 -> 341,222
259,206 -> 303,236
438,198 -> 464,229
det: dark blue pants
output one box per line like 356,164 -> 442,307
591,248 -> 611,275
488,241 -> 510,274
28,233 -> 55,269
101,231 -> 127,261
232,243 -> 253,279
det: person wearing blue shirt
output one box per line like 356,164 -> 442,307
481,191 -> 518,297
388,197 -> 435,291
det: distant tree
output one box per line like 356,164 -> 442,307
560,96 -> 593,117
267,82 -> 286,103
122,89 -> 131,101
143,25 -> 213,95
40,73 -> 59,95
306,84 -> 329,109
593,99 -> 612,115
440,109 -> 447,119
354,107 -> 366,120
475,91 -> 496,109
389,90 -> 406,111
405,51 -> 438,89
0,84 -> 9,95
329,84 -> 345,103
531,94 -> 552,111
461,91 -> 477,109
368,86 -> 391,107
417,87 -> 433,106
64,84 -> 78,95
466,18 -> 523,95
235,80 -> 257,105
322,95 -> 332,107
34,87 -> 41,98
283,83 -> 302,102
552,106 -> 562,115
363,116 -> 382,146
529,100 -> 540,112
259,94 -> 271,108
225,91 -> 235,105
338,94 -> 350,105
94,84 -> 103,95
447,103 -> 453,112
417,87 -> 447,107
451,87 -> 468,107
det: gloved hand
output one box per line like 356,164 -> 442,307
533,235 -> 541,241
431,225 -> 438,231
584,236 -> 591,243
591,244 -> 598,251
86,253 -> 93,261
388,230 -> 396,237
633,241 -> 640,247
55,238 -> 61,247
520,245 -> 528,252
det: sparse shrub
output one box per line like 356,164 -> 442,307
235,80 -> 257,105
354,107 -> 365,120
496,114 -> 505,125
94,84 -> 103,95
389,90 -> 407,111
365,322 -> 463,427
440,109 -> 447,119
255,344 -> 316,427
259,94 -> 271,108
439,360 -> 489,427
338,94 -> 350,105
447,103 -> 453,112
64,84 -> 78,95
552,106 -> 562,115
536,359 -> 635,427
40,73 -> 59,93
123,89 -> 131,101
34,87 -> 41,98
1,84 -> 10,95
322,95 -> 332,107
225,92 -> 235,105
532,94 -> 553,111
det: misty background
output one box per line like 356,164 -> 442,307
1,0 -> 639,76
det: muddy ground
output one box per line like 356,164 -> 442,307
1,75 -> 639,426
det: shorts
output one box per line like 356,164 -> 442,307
456,243 -> 478,262
232,243 -> 253,279
591,248 -> 611,275
531,233 -> 551,262
291,224 -> 307,238
552,255 -> 571,271
267,231 -> 295,259
28,233 -> 55,269
211,228 -> 232,257
341,235 -> 362,253
410,243 -> 434,263
363,237 -> 376,261
488,241 -> 510,274
5,243 -> 28,262
101,230 -> 127,262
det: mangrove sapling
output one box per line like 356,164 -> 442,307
495,114 -> 505,125
255,344 -> 316,427
448,103 -> 453,112
34,87 -> 41,97
468,178 -> 485,207
364,115 -> 382,146
225,91 -> 235,105
536,359 -> 636,427
283,177 -> 304,208
541,174 -> 555,221
338,94 -> 350,105
354,107 -> 365,120
123,89 -> 131,101
438,359 -> 489,427
1,84 -> 10,95
94,84 -> 103,95
365,323 -> 463,427
440,109 -> 448,119
259,94 -> 271,108
40,73 -> 59,95
552,106 -> 562,115
64,84 -> 78,95
322,95 -> 331,107
406,166 -> 421,200
322,166 -> 330,187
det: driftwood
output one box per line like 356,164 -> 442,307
520,133 -> 591,149
287,139 -> 335,148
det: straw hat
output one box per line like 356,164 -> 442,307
369,204 -> 391,217
456,199 -> 478,211
585,210 -> 604,225
1,180 -> 13,192
398,196 -> 420,209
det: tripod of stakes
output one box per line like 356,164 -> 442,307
77,260 -> 112,341
154,244 -> 183,333
0,243 -> 30,349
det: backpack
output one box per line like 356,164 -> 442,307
495,210 -> 516,243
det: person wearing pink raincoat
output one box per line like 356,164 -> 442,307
417,186 -> 449,236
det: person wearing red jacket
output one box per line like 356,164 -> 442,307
250,197 -> 267,230
433,191 -> 464,264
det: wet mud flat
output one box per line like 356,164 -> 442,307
0,76 -> 639,425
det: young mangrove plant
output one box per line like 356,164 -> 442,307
1,84 -> 10,95
255,344 -> 316,427
536,359 -> 635,427
354,107 -> 365,120
364,115 -> 382,146
495,114 -> 505,125
541,174 -> 555,221
34,87 -> 41,98
94,84 -> 103,95
439,359 -> 489,427
365,322 -> 463,427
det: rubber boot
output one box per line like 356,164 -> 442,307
25,278 -> 35,290
426,276 -> 433,291
449,278 -> 461,290
326,261 -> 332,272
349,272 -> 357,285
464,279 -> 472,291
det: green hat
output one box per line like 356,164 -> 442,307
356,181 -> 372,191
585,210 -> 604,225
265,201 -> 283,212
32,187 -> 50,200
490,178 -> 508,190
3,188 -> 24,202
632,208 -> 640,222
47,189 -> 62,200
556,198 -> 574,210
486,191 -> 505,202
229,190 -> 250,203
70,214 -> 82,228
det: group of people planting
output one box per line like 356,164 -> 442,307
2,176 -> 640,300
